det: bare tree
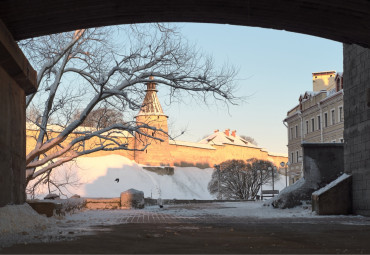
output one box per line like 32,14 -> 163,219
21,24 -> 239,195
208,158 -> 278,200
73,107 -> 124,129
240,135 -> 258,146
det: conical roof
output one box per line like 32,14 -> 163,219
136,77 -> 167,117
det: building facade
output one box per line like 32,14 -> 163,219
284,71 -> 344,183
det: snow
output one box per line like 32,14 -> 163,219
157,201 -> 315,219
0,204 -> 52,235
29,155 -> 290,201
29,155 -> 215,200
1,200 -> 369,249
0,204 -> 56,248
312,173 -> 350,196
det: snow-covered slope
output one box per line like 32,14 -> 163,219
30,155 -> 216,200
29,155 -> 288,200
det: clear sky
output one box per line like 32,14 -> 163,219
157,23 -> 343,155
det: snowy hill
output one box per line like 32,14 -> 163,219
30,155 -> 215,200
29,155 -> 288,200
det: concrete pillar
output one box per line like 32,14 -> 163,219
343,44 -> 370,216
0,19 -> 37,206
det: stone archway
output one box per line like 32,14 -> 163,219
1,0 -> 370,215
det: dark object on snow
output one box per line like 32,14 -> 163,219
157,198 -> 163,208
120,189 -> 145,209
312,174 -> 352,215
44,193 -> 60,200
28,201 -> 62,217
269,143 -> 344,209
115,178 -> 119,183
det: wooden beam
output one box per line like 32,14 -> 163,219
0,19 -> 37,95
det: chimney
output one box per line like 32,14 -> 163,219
214,129 -> 219,133
224,129 -> 230,136
231,130 -> 236,137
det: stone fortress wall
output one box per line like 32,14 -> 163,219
26,78 -> 287,171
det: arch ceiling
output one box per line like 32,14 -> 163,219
1,0 -> 370,47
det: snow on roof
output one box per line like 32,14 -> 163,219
26,122 -> 134,138
268,152 -> 288,157
312,173 -> 351,196
198,131 -> 259,148
169,140 -> 216,150
136,81 -> 166,117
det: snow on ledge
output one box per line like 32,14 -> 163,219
312,173 -> 351,196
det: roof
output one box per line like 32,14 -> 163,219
26,122 -> 134,138
312,70 -> 336,76
169,140 -> 216,150
198,130 -> 259,148
136,79 -> 167,117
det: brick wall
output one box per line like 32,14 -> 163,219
343,44 -> 370,216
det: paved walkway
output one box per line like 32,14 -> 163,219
3,203 -> 370,254
116,211 -> 198,223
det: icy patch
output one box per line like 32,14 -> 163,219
312,173 -> 351,196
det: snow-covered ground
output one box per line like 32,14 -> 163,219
2,201 -> 370,249
29,155 -> 289,200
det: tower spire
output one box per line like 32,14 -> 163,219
137,76 -> 166,117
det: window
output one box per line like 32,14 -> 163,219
290,127 -> 293,140
296,151 -> 299,163
339,106 -> 343,122
311,118 -> 315,132
332,140 -> 336,143
317,115 -> 321,130
295,125 -> 298,138
291,152 -> 294,163
331,109 -> 335,125
340,138 -> 344,143
305,120 -> 309,134
324,112 -> 328,127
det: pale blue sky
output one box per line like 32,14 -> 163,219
159,23 -> 343,155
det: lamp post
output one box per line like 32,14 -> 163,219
268,166 -> 277,197
280,162 -> 289,187
214,164 -> 221,200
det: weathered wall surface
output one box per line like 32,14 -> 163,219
26,129 -> 135,159
302,143 -> 344,187
343,44 -> 370,216
0,67 -> 26,206
26,130 -> 287,170
0,20 -> 36,207
169,143 -> 287,169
